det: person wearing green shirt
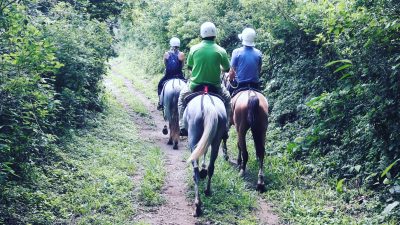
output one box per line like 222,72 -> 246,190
178,22 -> 231,136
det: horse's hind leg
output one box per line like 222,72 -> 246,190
253,127 -> 266,192
192,160 -> 202,216
171,113 -> 180,149
205,142 -> 219,196
199,150 -> 208,179
172,122 -> 179,150
221,136 -> 229,161
238,130 -> 248,177
167,137 -> 173,145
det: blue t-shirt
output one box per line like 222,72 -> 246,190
230,46 -> 262,83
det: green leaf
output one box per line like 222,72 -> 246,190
381,159 -> 399,178
325,59 -> 352,67
383,178 -> 390,185
382,201 -> 399,215
354,165 -> 361,173
334,64 -> 352,73
286,142 -> 298,154
336,178 -> 345,193
339,73 -> 352,80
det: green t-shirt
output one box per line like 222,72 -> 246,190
187,40 -> 230,90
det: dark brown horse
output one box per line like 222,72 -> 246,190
223,75 -> 269,191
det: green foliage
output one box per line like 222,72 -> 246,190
336,178 -> 346,194
45,2 -> 113,126
0,2 -> 60,183
119,0 -> 400,222
1,0 -> 115,222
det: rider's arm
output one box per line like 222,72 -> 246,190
229,49 -> 239,81
186,49 -> 194,78
163,52 -> 169,65
179,52 -> 185,67
221,50 -> 230,72
228,68 -> 236,81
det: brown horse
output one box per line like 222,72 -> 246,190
223,75 -> 269,191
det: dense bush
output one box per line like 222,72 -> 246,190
45,3 -> 113,126
120,0 -> 399,220
0,0 -> 114,221
0,2 -> 61,184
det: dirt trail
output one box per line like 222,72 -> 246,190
107,70 -> 196,225
106,66 -> 281,225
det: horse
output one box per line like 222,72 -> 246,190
222,74 -> 269,192
160,78 -> 185,149
184,88 -> 227,217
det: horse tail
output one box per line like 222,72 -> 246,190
187,106 -> 218,162
170,88 -> 180,118
247,94 -> 259,130
164,83 -> 179,120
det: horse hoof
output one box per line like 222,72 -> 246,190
162,125 -> 168,135
167,140 -> 173,145
256,183 -> 266,193
173,144 -> 178,150
199,169 -> 208,179
204,189 -> 212,196
239,169 -> 245,177
193,201 -> 202,217
193,207 -> 202,217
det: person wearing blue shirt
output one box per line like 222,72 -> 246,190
228,28 -> 262,93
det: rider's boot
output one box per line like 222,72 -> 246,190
157,96 -> 163,111
179,128 -> 188,136
178,85 -> 190,136
157,103 -> 163,111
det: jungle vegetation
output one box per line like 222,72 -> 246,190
1,0 -> 399,223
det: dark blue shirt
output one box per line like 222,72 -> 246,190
230,46 -> 262,83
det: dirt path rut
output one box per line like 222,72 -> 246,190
107,69 -> 196,225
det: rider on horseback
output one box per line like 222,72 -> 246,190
178,22 -> 231,136
157,37 -> 186,110
228,28 -> 262,95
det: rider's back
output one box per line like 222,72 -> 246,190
231,46 -> 262,84
165,50 -> 183,77
188,40 -> 229,90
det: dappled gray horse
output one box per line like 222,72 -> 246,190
184,93 -> 227,217
161,78 -> 185,149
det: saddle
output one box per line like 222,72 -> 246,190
161,78 -> 186,100
162,78 -> 186,90
184,85 -> 224,106
231,85 -> 262,98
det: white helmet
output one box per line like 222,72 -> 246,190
200,22 -> 217,38
238,28 -> 256,46
169,37 -> 180,47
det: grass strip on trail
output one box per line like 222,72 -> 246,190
138,147 -> 166,206
184,154 -> 259,225
108,68 -> 148,116
58,95 -> 166,224
0,95 -> 165,224
110,58 -> 161,105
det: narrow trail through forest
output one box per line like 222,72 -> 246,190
106,64 -> 280,224
106,68 -> 196,225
